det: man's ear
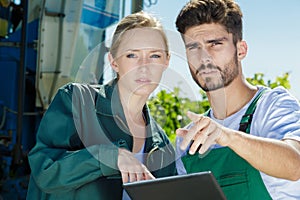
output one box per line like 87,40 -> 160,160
108,52 -> 119,72
237,40 -> 248,60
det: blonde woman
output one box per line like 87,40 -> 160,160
27,11 -> 176,200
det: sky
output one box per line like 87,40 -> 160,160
137,0 -> 300,100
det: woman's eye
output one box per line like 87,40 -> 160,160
150,54 -> 161,58
126,53 -> 136,58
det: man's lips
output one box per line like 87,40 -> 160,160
197,69 -> 219,76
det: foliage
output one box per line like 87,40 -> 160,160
148,88 -> 209,143
246,72 -> 291,89
148,73 -> 291,143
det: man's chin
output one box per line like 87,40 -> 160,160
200,83 -> 225,92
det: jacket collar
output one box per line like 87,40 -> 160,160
95,79 -> 164,152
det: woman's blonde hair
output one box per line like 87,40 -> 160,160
110,11 -> 169,58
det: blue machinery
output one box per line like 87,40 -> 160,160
0,0 -> 146,199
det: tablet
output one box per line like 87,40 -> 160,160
123,171 -> 226,200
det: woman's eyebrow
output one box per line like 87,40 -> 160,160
125,48 -> 165,52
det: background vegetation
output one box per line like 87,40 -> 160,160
148,73 -> 291,143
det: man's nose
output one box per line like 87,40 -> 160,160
199,49 -> 212,65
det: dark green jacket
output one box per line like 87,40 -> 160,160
27,80 -> 176,200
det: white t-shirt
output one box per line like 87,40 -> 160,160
176,86 -> 300,199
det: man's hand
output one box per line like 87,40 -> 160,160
177,111 -> 228,155
118,148 -> 155,183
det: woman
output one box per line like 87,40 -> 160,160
27,11 -> 177,200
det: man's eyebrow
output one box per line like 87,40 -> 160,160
185,42 -> 199,49
185,37 -> 228,48
206,37 -> 228,44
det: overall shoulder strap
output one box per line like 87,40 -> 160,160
239,88 -> 268,133
203,109 -> 210,117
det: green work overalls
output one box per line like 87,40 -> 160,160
181,89 -> 272,200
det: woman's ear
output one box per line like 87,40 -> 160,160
163,53 -> 171,70
237,40 -> 248,60
108,52 -> 119,72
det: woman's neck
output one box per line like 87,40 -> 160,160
120,92 -> 147,153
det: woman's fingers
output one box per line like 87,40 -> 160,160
118,148 -> 155,183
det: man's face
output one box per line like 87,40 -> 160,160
183,23 -> 240,92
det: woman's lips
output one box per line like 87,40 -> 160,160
135,78 -> 151,83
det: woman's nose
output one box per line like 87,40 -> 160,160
137,56 -> 151,72
138,54 -> 149,65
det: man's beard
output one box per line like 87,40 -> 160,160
191,54 -> 239,92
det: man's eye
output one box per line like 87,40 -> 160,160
126,53 -> 136,58
188,46 -> 197,50
211,42 -> 222,47
187,44 -> 198,50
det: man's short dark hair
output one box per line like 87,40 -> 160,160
176,0 -> 243,44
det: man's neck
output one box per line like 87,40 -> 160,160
207,77 -> 258,119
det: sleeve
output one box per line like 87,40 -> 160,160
28,84 -> 120,194
175,122 -> 196,175
252,87 -> 300,141
175,136 -> 188,175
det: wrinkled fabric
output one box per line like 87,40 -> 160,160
27,80 -> 176,200
176,86 -> 300,199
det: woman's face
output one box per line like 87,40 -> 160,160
110,28 -> 169,97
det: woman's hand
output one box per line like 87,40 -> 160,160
118,148 -> 155,183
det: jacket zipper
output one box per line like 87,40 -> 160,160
115,114 -> 130,132
146,145 -> 160,167
115,114 -> 161,168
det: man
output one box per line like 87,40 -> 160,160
175,0 -> 300,199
